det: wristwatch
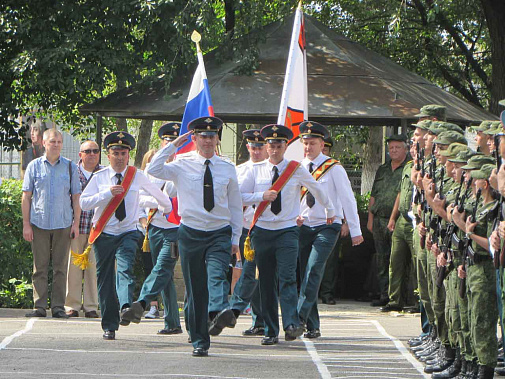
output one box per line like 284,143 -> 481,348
466,231 -> 474,238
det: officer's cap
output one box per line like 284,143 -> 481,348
188,116 -> 223,136
411,119 -> 432,131
243,129 -> 265,147
448,149 -> 480,164
440,143 -> 469,158
470,164 -> 495,180
158,122 -> 181,140
386,134 -> 408,143
260,124 -> 293,143
104,131 -> 136,151
324,137 -> 334,148
299,121 -> 329,140
433,131 -> 467,146
414,104 -> 447,120
461,155 -> 495,170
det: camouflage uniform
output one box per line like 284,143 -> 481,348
370,156 -> 409,301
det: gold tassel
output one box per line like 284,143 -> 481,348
142,233 -> 150,253
244,236 -> 255,261
71,245 -> 91,270
255,266 -> 259,280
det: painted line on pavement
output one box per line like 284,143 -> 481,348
302,337 -> 332,379
0,318 -> 36,350
0,373 -> 258,379
370,320 -> 429,378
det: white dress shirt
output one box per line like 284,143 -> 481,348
300,153 -> 362,237
240,158 -> 335,230
236,160 -> 258,229
80,166 -> 172,236
147,144 -> 243,245
139,163 -> 178,230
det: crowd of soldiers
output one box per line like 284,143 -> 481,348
376,101 -> 505,379
22,116 -> 363,358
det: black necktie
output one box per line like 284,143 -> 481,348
204,160 -> 214,212
115,173 -> 126,221
271,166 -> 281,215
306,162 -> 316,208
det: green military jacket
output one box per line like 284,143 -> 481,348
398,161 -> 414,217
472,199 -> 497,256
371,156 -> 410,218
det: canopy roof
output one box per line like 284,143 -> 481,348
81,14 -> 496,125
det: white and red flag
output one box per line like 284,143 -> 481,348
278,3 -> 308,160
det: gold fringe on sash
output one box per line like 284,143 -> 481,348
142,233 -> 151,253
244,236 -> 255,261
71,244 -> 92,270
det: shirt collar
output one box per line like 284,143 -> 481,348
266,158 -> 288,172
195,151 -> 217,166
109,166 -> 127,179
303,152 -> 326,166
42,155 -> 61,165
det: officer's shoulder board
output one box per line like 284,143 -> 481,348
218,155 -> 235,166
175,151 -> 194,160
94,167 -> 109,175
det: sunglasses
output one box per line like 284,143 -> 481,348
81,149 -> 100,154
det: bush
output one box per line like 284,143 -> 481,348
0,179 -> 33,308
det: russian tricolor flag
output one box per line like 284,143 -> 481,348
177,47 -> 215,154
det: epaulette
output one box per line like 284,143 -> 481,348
219,155 -> 235,166
175,151 -> 194,160
94,167 -> 109,174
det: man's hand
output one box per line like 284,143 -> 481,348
430,242 -> 440,257
23,222 -> 33,242
139,217 -> 148,230
70,222 -> 79,239
232,244 -> 240,258
426,235 -> 432,251
172,131 -> 193,148
499,220 -> 505,240
110,185 -> 125,196
432,194 -> 446,213
351,235 -> 364,246
491,230 -> 501,251
446,204 -> 455,222
437,252 -> 447,267
387,219 -> 396,232
418,223 -> 426,236
296,216 -> 304,227
457,265 -> 466,279
263,190 -> 278,202
326,216 -> 336,225
465,216 -> 477,234
340,223 -> 349,237
367,217 -> 373,234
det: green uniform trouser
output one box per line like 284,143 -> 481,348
415,229 -> 435,325
467,258 -> 498,367
428,250 -> 448,345
444,268 -> 461,349
388,216 -> 414,307
372,216 -> 392,300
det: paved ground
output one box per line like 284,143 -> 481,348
0,301 -> 429,379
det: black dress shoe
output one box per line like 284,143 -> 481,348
66,310 -> 79,317
285,324 -> 304,341
380,304 -> 403,312
25,309 -> 46,318
157,327 -> 183,335
208,309 -> 236,336
242,326 -> 265,336
321,296 -> 336,305
103,330 -> 115,340
403,306 -> 420,314
304,329 -> 321,339
192,347 -> 208,357
120,302 -> 144,324
119,308 -> 131,326
52,310 -> 70,319
496,366 -> 505,376
85,310 -> 99,318
261,336 -> 278,345
371,298 -> 388,307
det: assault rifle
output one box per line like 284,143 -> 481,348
459,188 -> 482,299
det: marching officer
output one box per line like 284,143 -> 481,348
80,131 -> 172,340
147,117 -> 243,357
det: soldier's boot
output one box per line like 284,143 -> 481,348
432,349 -> 461,378
477,365 -> 494,379
455,360 -> 468,379
416,338 -> 440,359
470,360 -> 480,379
425,345 -> 455,373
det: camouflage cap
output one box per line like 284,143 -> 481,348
471,120 -> 493,133
448,149 -> 480,164
427,121 -> 445,135
470,163 -> 494,180
440,143 -> 469,158
437,122 -> 464,135
433,131 -> 467,145
483,122 -> 503,136
411,119 -> 432,131
414,104 -> 447,120
386,134 -> 408,143
461,154 -> 495,170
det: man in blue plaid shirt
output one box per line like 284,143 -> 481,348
65,140 -> 103,318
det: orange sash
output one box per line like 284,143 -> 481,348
243,160 -> 300,261
300,158 -> 340,200
88,166 -> 137,245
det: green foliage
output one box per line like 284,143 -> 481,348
354,191 -> 371,214
330,125 -> 369,169
0,278 -> 32,308
0,179 -> 33,308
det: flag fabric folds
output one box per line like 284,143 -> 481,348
277,4 -> 308,161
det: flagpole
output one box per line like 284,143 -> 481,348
277,2 -> 303,125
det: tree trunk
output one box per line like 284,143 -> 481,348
480,0 -> 505,114
361,126 -> 383,195
134,119 -> 153,168
116,118 -> 128,132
